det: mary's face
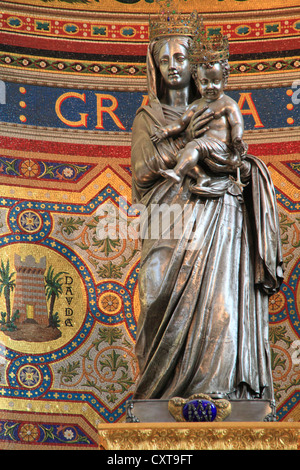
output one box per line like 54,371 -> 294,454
157,38 -> 191,90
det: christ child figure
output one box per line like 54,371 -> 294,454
151,59 -> 248,186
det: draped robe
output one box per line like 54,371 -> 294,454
131,99 -> 283,401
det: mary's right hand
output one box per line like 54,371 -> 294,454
185,106 -> 214,142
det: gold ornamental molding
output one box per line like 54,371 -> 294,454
98,422 -> 300,451
1,0 -> 300,15
0,65 -> 298,91
0,66 -> 147,92
1,123 -> 299,147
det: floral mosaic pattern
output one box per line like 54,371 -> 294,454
0,156 -> 93,182
0,420 -> 97,447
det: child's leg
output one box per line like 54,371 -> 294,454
160,141 -> 208,183
173,142 -> 212,185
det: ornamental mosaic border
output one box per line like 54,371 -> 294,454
276,189 -> 300,212
277,391 -> 300,421
0,53 -> 147,76
0,417 -> 98,447
1,11 -> 300,42
1,52 -> 299,76
0,155 -> 94,183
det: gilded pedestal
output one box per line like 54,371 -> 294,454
99,422 -> 300,450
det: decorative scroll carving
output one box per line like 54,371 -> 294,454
99,422 -> 300,450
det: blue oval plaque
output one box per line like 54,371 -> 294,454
182,399 -> 217,422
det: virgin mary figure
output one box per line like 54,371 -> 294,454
131,15 -> 283,405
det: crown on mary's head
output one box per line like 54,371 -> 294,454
148,0 -> 201,41
148,1 -> 229,64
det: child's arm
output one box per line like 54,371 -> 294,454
151,103 -> 198,143
227,101 -> 248,158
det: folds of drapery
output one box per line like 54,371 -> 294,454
131,103 -> 283,400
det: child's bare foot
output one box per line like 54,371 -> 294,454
159,169 -> 181,183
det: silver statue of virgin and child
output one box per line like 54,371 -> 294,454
127,5 -> 283,423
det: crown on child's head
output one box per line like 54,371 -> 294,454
189,18 -> 230,65
149,0 -> 200,41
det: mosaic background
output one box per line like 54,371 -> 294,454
0,0 -> 299,449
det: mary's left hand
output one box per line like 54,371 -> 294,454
205,152 -> 251,178
205,152 -> 241,174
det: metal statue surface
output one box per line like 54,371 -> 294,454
151,61 -> 247,190
131,9 -> 283,404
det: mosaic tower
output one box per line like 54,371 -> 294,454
13,254 -> 48,325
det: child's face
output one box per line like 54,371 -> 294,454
196,63 -> 224,101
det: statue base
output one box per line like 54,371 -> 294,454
126,399 -> 275,423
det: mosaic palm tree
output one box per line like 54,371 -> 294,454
44,266 -> 66,328
0,259 -> 16,324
